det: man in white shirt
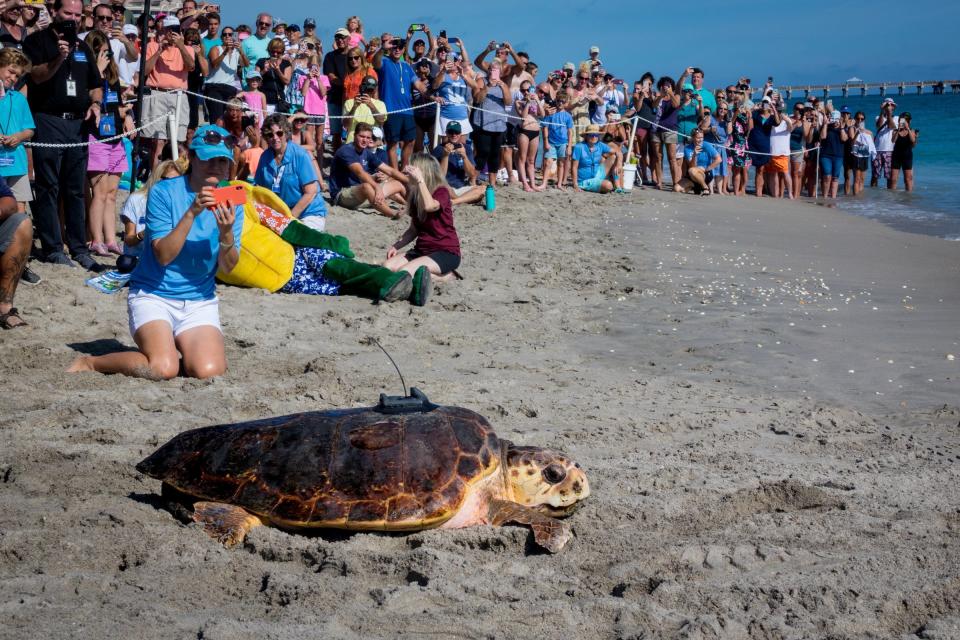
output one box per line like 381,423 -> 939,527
767,101 -> 795,198
117,24 -> 140,86
85,2 -> 138,70
871,97 -> 898,187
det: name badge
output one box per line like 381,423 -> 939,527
271,165 -> 285,193
66,80 -> 77,97
0,156 -> 15,168
105,89 -> 119,104
73,51 -> 87,63
98,113 -> 116,137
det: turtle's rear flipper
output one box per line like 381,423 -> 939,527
193,502 -> 263,547
488,499 -> 572,553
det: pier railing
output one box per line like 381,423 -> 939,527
770,80 -> 959,100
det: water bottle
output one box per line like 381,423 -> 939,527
484,184 -> 496,212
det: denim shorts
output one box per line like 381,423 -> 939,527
819,155 -> 843,179
578,167 -> 607,192
544,143 -> 568,160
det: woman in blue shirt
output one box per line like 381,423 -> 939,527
571,125 -> 619,193
68,125 -> 244,380
255,113 -> 328,230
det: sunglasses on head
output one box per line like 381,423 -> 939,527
200,130 -> 237,149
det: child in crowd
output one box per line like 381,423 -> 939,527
345,15 -> 365,49
540,92 -> 574,189
300,59 -> 330,171
0,49 -> 34,213
384,153 -> 462,304
241,72 -> 268,127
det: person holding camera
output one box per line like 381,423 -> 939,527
204,25 -> 247,124
871,97 -> 899,188
141,15 -> 196,170
888,112 -> 917,192
23,0 -> 103,270
68,125 -> 243,380
818,110 -> 849,199
374,32 -> 425,171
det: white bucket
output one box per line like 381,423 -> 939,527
622,164 -> 637,192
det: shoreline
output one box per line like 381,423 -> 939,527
2,187 -> 959,639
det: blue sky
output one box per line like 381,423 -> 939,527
221,1 -> 960,88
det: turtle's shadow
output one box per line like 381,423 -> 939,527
69,339 -> 137,356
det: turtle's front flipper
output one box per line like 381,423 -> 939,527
192,502 -> 263,547
488,499 -> 573,553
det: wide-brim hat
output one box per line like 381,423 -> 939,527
580,124 -> 601,137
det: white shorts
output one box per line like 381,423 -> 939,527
4,174 -> 32,202
299,215 -> 326,231
128,290 -> 221,338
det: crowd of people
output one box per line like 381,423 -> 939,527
0,1 -> 921,380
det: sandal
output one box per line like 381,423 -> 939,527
0,307 -> 27,330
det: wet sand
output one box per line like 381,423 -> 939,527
2,188 -> 959,639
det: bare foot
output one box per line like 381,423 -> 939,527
533,184 -> 545,192
523,184 -> 535,193
67,355 -> 94,373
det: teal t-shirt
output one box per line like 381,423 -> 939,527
241,34 -> 271,80
201,36 -> 223,56
0,90 -> 35,177
130,176 -> 244,301
677,102 -> 700,138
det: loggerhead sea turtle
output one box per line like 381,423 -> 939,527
136,389 -> 590,553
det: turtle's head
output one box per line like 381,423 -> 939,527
504,444 -> 590,517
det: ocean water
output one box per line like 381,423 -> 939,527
799,94 -> 960,240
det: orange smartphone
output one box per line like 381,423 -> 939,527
210,184 -> 247,208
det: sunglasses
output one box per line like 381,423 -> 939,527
257,21 -> 272,27
5,6 -> 22,13
199,130 -> 237,149
349,55 -> 361,60
222,31 -> 234,36
262,130 -> 284,140
96,14 -> 114,20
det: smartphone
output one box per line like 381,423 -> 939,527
439,30 -> 446,39
408,23 -> 422,32
614,79 -> 624,86
112,20 -> 121,30
311,64 -> 320,74
167,25 -> 181,34
490,66 -> 500,83
60,20 -> 77,43
210,184 -> 247,209
449,37 -> 460,45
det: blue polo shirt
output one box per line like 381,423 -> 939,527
379,57 -> 415,112
572,141 -> 611,182
130,176 -> 244,301
254,142 -> 327,221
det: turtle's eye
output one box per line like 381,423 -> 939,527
542,464 -> 566,484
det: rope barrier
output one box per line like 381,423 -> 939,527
23,113 -> 170,149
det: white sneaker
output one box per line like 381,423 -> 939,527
496,168 -> 508,185
511,169 -> 519,182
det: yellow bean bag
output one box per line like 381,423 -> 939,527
216,182 -> 295,293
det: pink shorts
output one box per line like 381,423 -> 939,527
86,135 -> 129,174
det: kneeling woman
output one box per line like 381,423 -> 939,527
384,153 -> 462,306
68,126 -> 245,380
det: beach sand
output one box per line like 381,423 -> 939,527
2,189 -> 959,639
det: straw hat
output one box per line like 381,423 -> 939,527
580,124 -> 601,137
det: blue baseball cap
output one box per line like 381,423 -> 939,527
189,125 -> 235,162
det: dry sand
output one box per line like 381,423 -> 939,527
2,188 -> 959,639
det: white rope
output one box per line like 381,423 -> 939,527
630,112 -> 820,158
24,113 -> 170,149
170,87 -> 438,119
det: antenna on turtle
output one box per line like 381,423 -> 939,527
371,337 -> 407,396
